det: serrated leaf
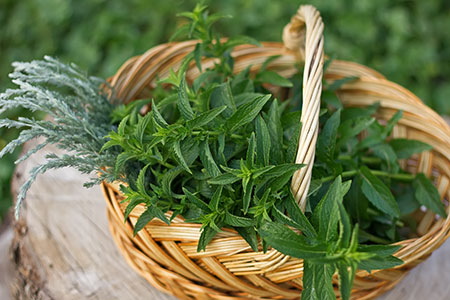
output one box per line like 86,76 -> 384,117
265,100 -> 283,164
133,208 -> 155,236
358,255 -> 403,273
226,94 -> 271,132
317,109 -> 341,160
197,226 -> 218,252
208,173 -> 240,185
372,143 -> 399,173
177,77 -> 194,120
301,261 -> 336,300
151,100 -> 169,127
117,115 -> 130,136
246,132 -> 256,168
312,176 -> 345,242
236,227 -> 259,252
413,173 -> 447,217
359,166 -> 400,217
242,178 -> 254,214
338,202 -> 351,248
183,187 -> 211,212
162,166 -> 183,199
259,222 -> 328,259
209,186 -> 223,211
357,244 -> 402,257
384,111 -> 403,136
124,197 -> 145,220
186,105 -> 226,129
338,261 -> 357,300
255,115 -> 271,166
210,82 -> 236,118
194,42 -> 202,71
256,70 -> 293,87
262,163 -> 304,179
225,211 -> 254,227
327,76 -> 358,91
173,139 -> 192,174
114,152 -> 135,176
136,164 -> 150,196
389,139 -> 432,159
199,139 -> 221,177
149,205 -> 170,225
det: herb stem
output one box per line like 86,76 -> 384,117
338,155 -> 381,164
319,169 -> 414,184
358,229 -> 391,245
367,208 -> 405,227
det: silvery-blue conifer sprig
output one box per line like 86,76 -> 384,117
0,56 -> 119,218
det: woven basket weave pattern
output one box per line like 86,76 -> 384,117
102,5 -> 450,300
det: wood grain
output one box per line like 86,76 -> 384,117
9,134 -> 450,299
10,139 -> 175,300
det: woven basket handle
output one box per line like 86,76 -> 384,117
283,5 -> 324,211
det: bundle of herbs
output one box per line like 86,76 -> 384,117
0,5 -> 446,300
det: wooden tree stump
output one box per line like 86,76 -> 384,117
9,139 -> 175,300
8,134 -> 450,299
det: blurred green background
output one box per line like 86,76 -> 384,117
1,0 -> 449,222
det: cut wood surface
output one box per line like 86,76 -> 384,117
8,133 -> 450,300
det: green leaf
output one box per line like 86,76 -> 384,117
317,109 -> 341,160
337,261 -> 356,300
256,70 -> 293,87
209,186 -> 223,211
208,173 -> 240,185
183,187 -> 211,212
301,261 -> 336,300
389,139 -> 432,159
114,152 -> 135,176
258,222 -> 328,259
225,211 -> 254,227
242,178 -> 254,214
124,197 -> 145,220
136,164 -> 150,196
210,82 -> 236,118
194,42 -> 202,71
338,202 -> 351,248
286,120 -> 301,163
327,76 -> 358,91
265,100 -> 284,164
149,205 -> 170,225
261,163 -> 304,179
186,105 -> 227,129
360,166 -> 400,217
273,198 -> 317,239
197,226 -> 218,252
246,132 -> 256,168
236,227 -> 259,252
357,244 -> 402,257
177,77 -> 195,120
133,208 -> 155,236
413,173 -> 447,217
226,94 -> 271,132
338,117 -> 375,144
313,176 -> 345,242
151,100 -> 169,127
358,255 -> 403,273
173,139 -> 192,174
372,143 -> 399,173
255,116 -> 271,166
384,111 -> 403,136
199,139 -> 221,177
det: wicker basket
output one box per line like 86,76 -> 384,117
101,5 -> 450,300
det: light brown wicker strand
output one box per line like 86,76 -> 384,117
102,4 -> 450,300
283,5 -> 325,210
